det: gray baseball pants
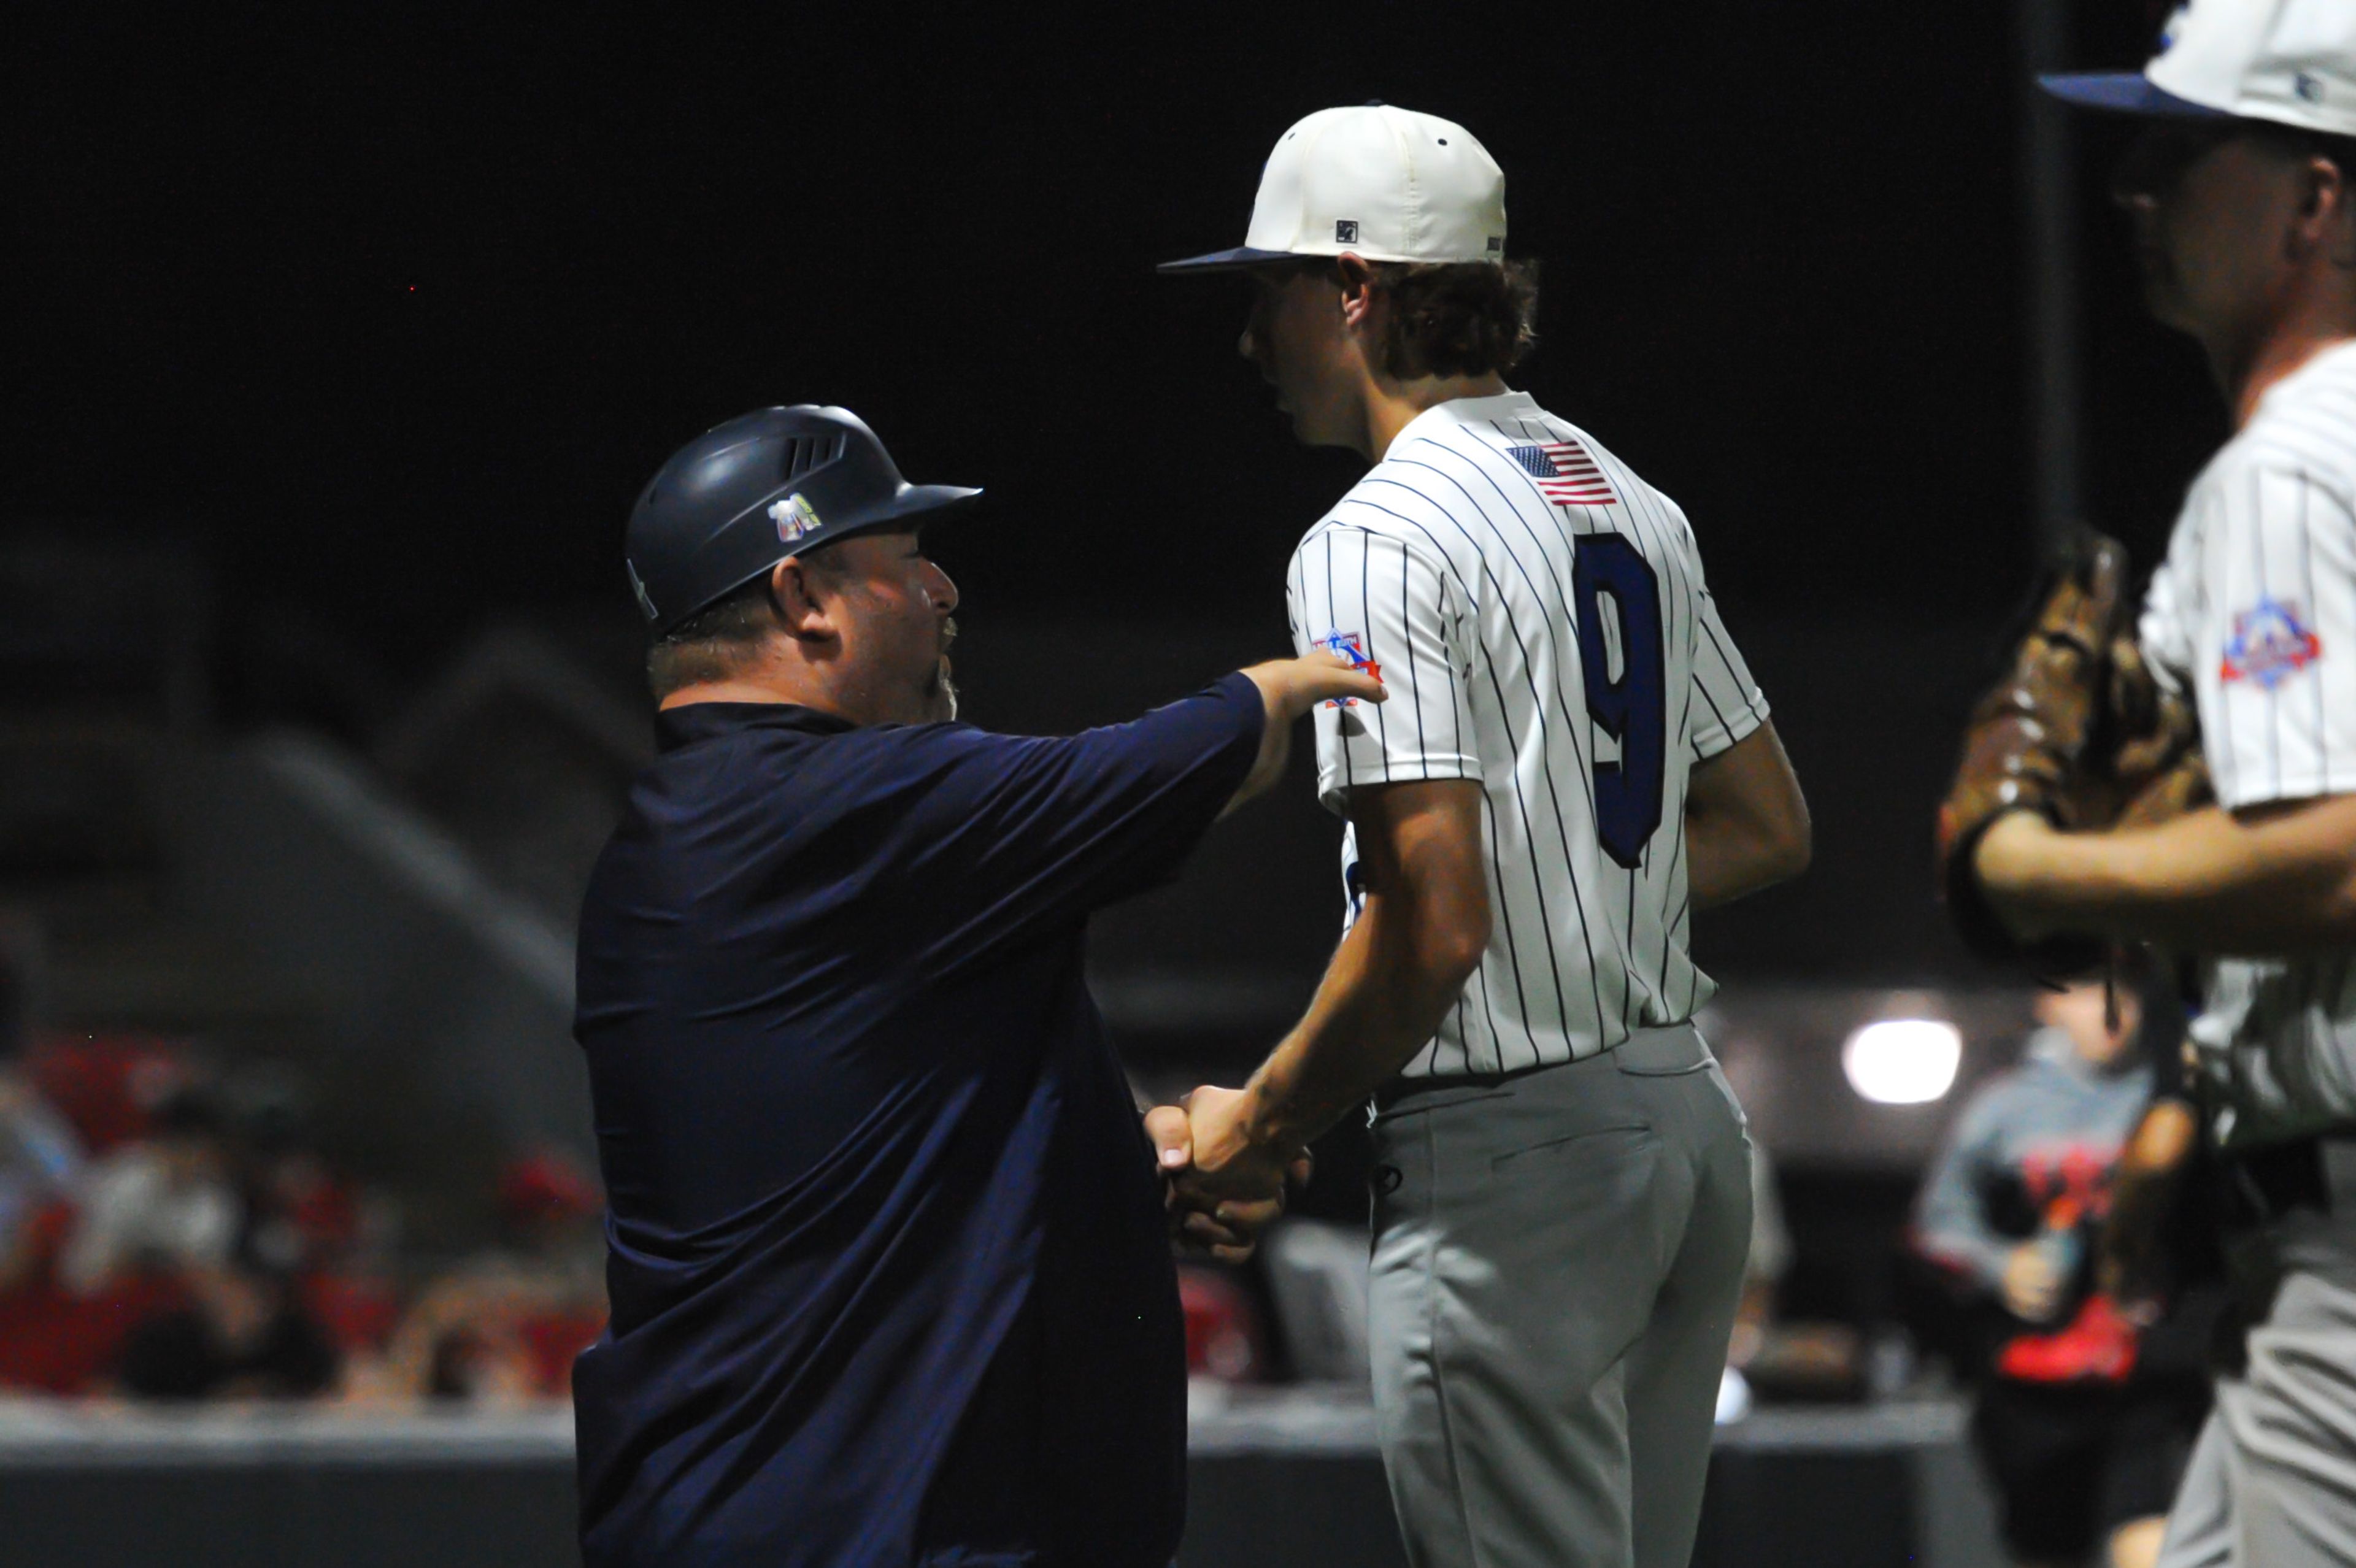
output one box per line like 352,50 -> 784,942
2157,1186 -> 2356,1568
1366,1022 -> 1752,1568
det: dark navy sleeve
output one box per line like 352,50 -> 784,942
887,673 -> 1264,961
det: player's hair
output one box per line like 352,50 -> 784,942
1370,259 -> 1541,380
644,547 -> 853,698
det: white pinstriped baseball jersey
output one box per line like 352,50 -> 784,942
2139,338 -> 2356,1146
1285,390 -> 1769,1080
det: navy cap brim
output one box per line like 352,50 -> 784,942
834,484 -> 981,539
2038,72 -> 2235,118
796,483 -> 980,553
1156,245 -> 1304,275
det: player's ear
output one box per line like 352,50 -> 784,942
1335,253 -> 1379,328
2300,155 -> 2356,269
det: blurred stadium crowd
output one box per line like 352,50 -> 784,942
0,1017 -> 603,1407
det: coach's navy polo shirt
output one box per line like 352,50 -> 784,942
571,674 -> 1263,1568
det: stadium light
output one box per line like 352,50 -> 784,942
1841,1018 -> 1962,1105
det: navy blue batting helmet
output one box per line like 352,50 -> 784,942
625,405 -> 980,637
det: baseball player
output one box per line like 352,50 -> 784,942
1155,106 -> 1813,1568
1956,3 -> 2356,1563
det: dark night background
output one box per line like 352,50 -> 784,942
10,1 -> 2225,983
0,11 -> 2260,1556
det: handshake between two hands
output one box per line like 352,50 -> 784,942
1142,1085 -> 1315,1264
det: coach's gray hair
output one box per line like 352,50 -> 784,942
644,545 -> 855,698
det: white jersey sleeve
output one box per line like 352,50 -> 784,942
1684,540 -> 1769,761
2135,340 -> 2356,1147
2141,459 -> 2356,810
1287,522 -> 1482,814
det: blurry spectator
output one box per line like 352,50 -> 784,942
0,1070 -> 80,1291
61,1088 -> 239,1296
115,1264 -> 338,1401
353,1147 -> 606,1405
497,1148 -> 607,1395
27,1030 -> 194,1157
225,1069 -> 403,1364
53,1079 -> 346,1401
0,1035 -> 204,1394
1913,977 -> 2208,1568
1177,1265 -> 1268,1383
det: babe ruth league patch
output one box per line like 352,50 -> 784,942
2220,596 -> 2322,690
769,493 -> 823,544
1314,629 -> 1381,707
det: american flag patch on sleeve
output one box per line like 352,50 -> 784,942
1507,440 -> 1618,507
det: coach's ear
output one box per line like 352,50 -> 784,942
769,556 -> 840,645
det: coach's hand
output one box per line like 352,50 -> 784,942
1179,1085 -> 1307,1206
1225,652 -> 1386,815
1242,649 -> 1388,716
1146,1096 -> 1310,1264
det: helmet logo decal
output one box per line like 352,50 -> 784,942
625,560 -> 658,623
769,493 -> 823,544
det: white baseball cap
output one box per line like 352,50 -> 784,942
2041,0 -> 2356,137
1159,103 -> 1507,274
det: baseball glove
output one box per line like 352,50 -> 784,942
1935,530 -> 2209,971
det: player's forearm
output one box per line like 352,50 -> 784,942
1684,723 -> 1810,910
1979,797 -> 2356,953
1685,808 -> 1808,909
1238,894 -> 1482,1150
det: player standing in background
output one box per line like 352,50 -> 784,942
1155,106 -> 1812,1568
1968,3 -> 2356,1564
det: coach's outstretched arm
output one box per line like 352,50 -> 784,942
1684,721 -> 1811,908
1225,653 -> 1388,815
1175,778 -> 1491,1201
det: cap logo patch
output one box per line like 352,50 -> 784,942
1334,220 -> 1360,244
1487,236 -> 1504,253
2220,596 -> 2322,689
2296,71 -> 2324,105
769,493 -> 823,544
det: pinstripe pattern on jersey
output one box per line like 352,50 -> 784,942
1285,391 -> 1767,1078
2142,344 -> 2356,812
2137,339 -> 2356,1145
